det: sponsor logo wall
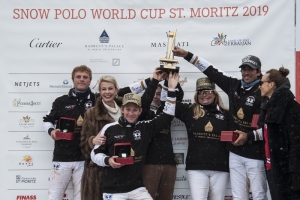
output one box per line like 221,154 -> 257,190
0,0 -> 295,199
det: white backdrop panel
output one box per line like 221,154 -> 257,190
0,0 -> 294,199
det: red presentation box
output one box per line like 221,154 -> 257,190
114,142 -> 134,165
251,114 -> 260,129
220,131 -> 239,142
56,117 -> 76,140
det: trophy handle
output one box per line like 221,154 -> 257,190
166,29 -> 177,60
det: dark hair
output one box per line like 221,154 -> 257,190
157,84 -> 162,89
266,66 -> 289,88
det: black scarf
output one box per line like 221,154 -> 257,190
71,88 -> 91,99
258,79 -> 294,126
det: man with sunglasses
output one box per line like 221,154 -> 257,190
173,47 -> 267,200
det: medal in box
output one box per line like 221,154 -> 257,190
114,142 -> 134,165
220,131 -> 239,142
56,117 -> 76,140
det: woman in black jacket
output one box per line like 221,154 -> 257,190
259,66 -> 300,200
166,77 -> 230,200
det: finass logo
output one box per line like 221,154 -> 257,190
16,195 -> 37,200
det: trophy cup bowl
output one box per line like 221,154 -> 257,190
159,29 -> 180,73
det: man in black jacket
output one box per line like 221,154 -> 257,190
43,65 -> 96,200
173,47 -> 268,200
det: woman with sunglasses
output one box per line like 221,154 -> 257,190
258,66 -> 300,200
162,77 -> 230,200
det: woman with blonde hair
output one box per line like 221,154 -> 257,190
80,75 -> 121,200
166,77 -> 230,200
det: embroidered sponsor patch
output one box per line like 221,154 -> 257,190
65,105 -> 76,110
215,114 -> 224,120
114,135 -> 125,140
245,96 -> 255,106
133,130 -> 141,140
84,100 -> 93,110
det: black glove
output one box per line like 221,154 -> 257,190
289,173 -> 300,191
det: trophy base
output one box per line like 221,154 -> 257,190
159,58 -> 178,63
160,65 -> 179,73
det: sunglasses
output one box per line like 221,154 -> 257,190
259,80 -> 269,86
197,90 -> 214,95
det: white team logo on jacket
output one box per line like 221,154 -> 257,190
84,100 -> 93,110
215,114 -> 224,120
245,96 -> 255,106
133,130 -> 141,140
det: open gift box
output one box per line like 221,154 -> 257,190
56,117 -> 76,140
220,131 -> 239,142
114,142 -> 134,165
251,114 -> 260,129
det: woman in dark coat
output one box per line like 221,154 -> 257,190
80,75 -> 122,200
259,66 -> 300,200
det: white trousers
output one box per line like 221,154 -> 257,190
103,187 -> 153,200
48,161 -> 84,200
187,170 -> 229,200
229,152 -> 268,200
